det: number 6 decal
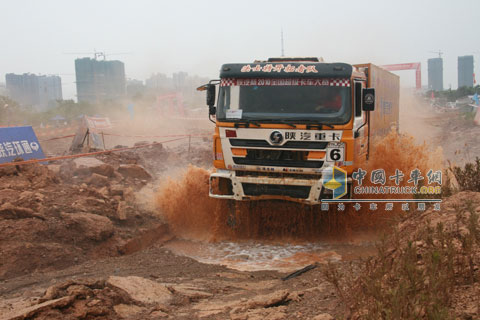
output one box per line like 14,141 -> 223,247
326,147 -> 344,162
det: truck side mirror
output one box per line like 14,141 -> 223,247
362,88 -> 375,111
207,84 -> 216,106
197,81 -> 219,120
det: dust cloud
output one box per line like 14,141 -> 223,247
399,88 -> 441,145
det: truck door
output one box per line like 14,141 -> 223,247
353,81 -> 368,159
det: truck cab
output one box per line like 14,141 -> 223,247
199,57 -> 399,205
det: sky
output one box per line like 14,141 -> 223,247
0,0 -> 479,100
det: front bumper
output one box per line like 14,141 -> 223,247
209,170 -> 349,205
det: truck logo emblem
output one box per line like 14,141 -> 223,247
364,93 -> 375,105
269,131 -> 284,145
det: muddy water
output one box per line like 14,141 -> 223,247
156,130 -> 444,272
164,238 -> 377,272
155,166 -> 387,272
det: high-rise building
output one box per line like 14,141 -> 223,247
145,73 -> 173,90
126,79 -> 146,97
428,58 -> 443,91
75,58 -> 126,103
5,73 -> 62,110
458,55 -> 474,88
173,71 -> 188,89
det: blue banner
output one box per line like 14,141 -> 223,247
0,126 -> 45,164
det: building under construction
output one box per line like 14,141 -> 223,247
75,58 -> 126,103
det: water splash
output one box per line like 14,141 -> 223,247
156,130 -> 443,242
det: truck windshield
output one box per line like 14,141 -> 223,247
216,79 -> 351,124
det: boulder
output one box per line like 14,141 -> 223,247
61,212 -> 114,241
3,296 -> 74,320
73,158 -> 112,177
113,304 -> 145,318
73,157 -> 105,168
90,164 -> 115,177
0,202 -> 45,220
246,290 -> 290,309
87,173 -> 110,187
117,164 -> 152,180
107,276 -> 172,305
110,184 -> 124,196
97,186 -> 110,197
71,197 -> 107,212
169,284 -> 212,299
116,201 -> 128,221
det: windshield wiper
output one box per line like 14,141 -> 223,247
233,120 -> 261,128
306,124 -> 334,129
296,120 -> 334,129
255,119 -> 297,128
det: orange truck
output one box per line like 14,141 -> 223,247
199,57 -> 399,204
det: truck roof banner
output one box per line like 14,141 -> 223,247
220,78 -> 350,87
0,126 -> 45,164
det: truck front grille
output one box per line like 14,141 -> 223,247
236,171 -> 319,179
230,139 -> 328,149
242,183 -> 311,199
233,149 -> 323,168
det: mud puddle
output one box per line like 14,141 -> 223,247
164,238 -> 376,272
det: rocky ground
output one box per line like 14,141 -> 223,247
0,137 -> 344,320
0,111 -> 479,319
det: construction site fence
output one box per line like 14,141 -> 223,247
0,134 -> 210,168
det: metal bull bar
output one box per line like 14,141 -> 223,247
209,168 -> 351,205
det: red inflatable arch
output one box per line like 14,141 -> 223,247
382,63 -> 422,89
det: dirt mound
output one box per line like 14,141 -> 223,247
396,191 -> 480,240
1,279 -> 134,320
0,162 -> 58,189
328,191 -> 480,319
394,192 -> 480,318
0,160 -> 161,280
0,136 -> 212,281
